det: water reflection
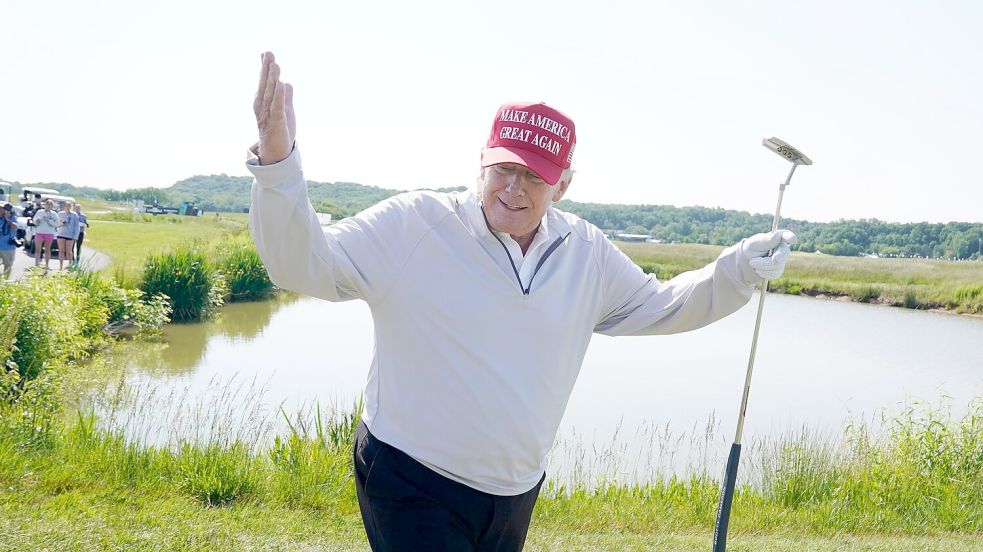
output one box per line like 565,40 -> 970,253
136,293 -> 300,376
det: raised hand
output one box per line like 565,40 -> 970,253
253,52 -> 296,165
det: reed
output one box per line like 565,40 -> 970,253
215,237 -> 276,302
141,242 -> 227,322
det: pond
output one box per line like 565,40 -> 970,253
86,292 -> 983,485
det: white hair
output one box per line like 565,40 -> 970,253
558,167 -> 575,185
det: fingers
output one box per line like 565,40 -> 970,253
253,51 -> 293,164
760,229 -> 798,249
254,52 -> 274,114
749,243 -> 791,279
284,83 -> 297,143
262,61 -> 280,118
776,229 -> 798,245
271,80 -> 285,122
744,229 -> 798,255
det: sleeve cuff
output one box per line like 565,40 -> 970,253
246,144 -> 303,188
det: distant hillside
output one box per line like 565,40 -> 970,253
3,175 -> 981,260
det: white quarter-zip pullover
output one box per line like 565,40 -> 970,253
248,148 -> 761,495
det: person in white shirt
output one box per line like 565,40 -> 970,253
248,52 -> 795,552
31,199 -> 60,271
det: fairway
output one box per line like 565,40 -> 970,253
83,210 -> 250,275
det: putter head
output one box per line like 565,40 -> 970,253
763,137 -> 812,166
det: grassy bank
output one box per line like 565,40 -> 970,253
619,242 -> 983,314
1,395 -> 980,550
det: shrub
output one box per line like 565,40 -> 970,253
0,307 -> 22,404
142,243 -> 226,322
69,269 -> 170,333
216,238 -> 275,302
0,272 -> 91,384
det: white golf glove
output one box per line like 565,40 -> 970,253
741,230 -> 797,280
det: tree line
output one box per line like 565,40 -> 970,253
556,201 -> 983,260
5,175 -> 981,260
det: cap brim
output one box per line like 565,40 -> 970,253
481,147 -> 563,186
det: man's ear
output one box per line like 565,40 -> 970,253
551,177 -> 571,202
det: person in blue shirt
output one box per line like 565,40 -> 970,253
0,203 -> 18,280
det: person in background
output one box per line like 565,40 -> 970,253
0,203 -> 17,280
31,199 -> 59,272
22,193 -> 42,219
56,201 -> 79,270
73,203 -> 88,266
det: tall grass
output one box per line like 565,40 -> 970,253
142,242 -> 227,322
3,377 -> 980,536
133,236 -> 276,321
215,237 -> 276,302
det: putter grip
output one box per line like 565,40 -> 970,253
712,443 -> 742,552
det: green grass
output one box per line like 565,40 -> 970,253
141,242 -> 227,322
2,388 -> 981,550
84,211 -> 249,276
618,242 -> 983,314
215,236 -> 276,302
2,486 -> 980,551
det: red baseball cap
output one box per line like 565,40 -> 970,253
481,102 -> 577,186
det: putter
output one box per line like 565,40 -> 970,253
712,137 -> 812,552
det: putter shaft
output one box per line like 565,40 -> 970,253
732,162 -> 795,444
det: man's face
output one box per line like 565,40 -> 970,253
480,163 -> 568,242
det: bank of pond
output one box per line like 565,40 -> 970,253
619,242 -> 983,315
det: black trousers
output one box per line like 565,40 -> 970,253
353,422 -> 544,552
75,232 -> 84,259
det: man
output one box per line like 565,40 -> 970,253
248,52 -> 795,551
0,203 -> 17,280
22,193 -> 42,219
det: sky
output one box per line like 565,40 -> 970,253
2,0 -> 981,224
